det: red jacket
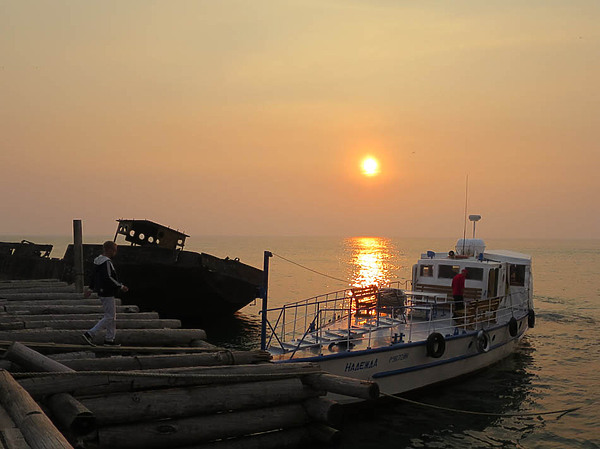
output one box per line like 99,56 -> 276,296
452,272 -> 466,295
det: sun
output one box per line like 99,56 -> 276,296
362,157 -> 379,177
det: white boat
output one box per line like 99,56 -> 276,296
259,236 -> 535,402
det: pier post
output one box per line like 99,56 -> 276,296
260,251 -> 272,351
73,220 -> 84,294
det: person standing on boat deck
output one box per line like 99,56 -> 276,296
82,241 -> 128,346
452,268 -> 468,315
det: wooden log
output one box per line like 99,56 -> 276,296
1,427 -> 31,449
0,280 -> 68,290
81,378 -> 320,425
49,352 -> 96,361
0,328 -> 206,346
3,343 -> 96,437
0,299 -> 122,307
0,293 -> 85,301
7,319 -> 181,331
0,322 -> 25,331
308,423 -> 342,445
3,305 -> 139,315
0,360 -> 14,371
0,341 -> 219,358
302,397 -> 342,426
97,403 -> 309,449
45,393 -> 95,436
57,350 -> 270,372
18,363 -> 324,398
0,404 -> 31,449
0,286 -> 74,294
0,312 -> 160,322
302,373 -> 380,400
174,427 -> 313,449
4,342 -> 74,373
0,370 -> 73,449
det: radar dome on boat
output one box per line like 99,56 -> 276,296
455,239 -> 486,257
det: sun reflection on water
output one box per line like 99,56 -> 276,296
346,237 -> 395,288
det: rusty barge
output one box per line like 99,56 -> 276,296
0,220 -> 263,322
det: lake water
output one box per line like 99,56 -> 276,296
3,235 -> 599,448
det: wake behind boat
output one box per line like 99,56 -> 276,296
260,232 -> 534,402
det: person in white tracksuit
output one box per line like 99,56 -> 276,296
83,241 -> 128,346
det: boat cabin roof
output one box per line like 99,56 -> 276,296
483,250 -> 531,265
115,219 -> 189,251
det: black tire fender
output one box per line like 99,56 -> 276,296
426,332 -> 446,358
476,330 -> 491,353
528,309 -> 535,328
508,317 -> 518,337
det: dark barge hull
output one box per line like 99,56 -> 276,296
62,244 -> 263,321
1,241 -> 262,322
0,242 -> 63,280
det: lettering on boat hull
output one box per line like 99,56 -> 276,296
345,358 -> 378,373
389,353 -> 409,364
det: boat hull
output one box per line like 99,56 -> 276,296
279,315 -> 529,402
0,242 -> 63,280
0,240 -> 262,322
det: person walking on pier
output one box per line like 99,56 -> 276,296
83,241 -> 128,346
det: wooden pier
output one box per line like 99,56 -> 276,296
0,280 -> 379,448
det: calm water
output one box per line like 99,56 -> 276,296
4,235 -> 599,448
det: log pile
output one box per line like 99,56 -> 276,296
0,280 -> 207,347
0,280 -> 381,448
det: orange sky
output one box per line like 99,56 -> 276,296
1,1 -> 599,238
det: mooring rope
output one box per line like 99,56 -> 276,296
271,252 -> 349,284
380,392 -> 591,419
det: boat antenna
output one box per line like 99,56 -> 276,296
469,214 -> 482,238
462,175 -> 468,254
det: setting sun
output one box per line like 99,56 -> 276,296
362,157 -> 379,177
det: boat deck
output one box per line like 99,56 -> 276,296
267,290 -> 520,360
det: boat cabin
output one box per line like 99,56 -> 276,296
412,239 -> 532,306
114,219 -> 189,251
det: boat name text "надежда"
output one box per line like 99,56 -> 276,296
345,358 -> 378,372
389,353 -> 409,364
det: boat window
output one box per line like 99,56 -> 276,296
510,264 -> 526,286
438,265 -> 460,278
420,265 -> 434,277
466,268 -> 483,281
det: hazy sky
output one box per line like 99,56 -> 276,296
2,1 -> 599,238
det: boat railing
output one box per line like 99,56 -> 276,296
263,287 -> 531,356
262,289 -> 354,350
